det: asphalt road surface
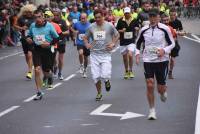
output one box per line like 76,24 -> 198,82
0,35 -> 200,134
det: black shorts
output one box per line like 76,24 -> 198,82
21,37 -> 34,54
170,40 -> 180,57
57,43 -> 66,53
144,61 -> 169,85
32,46 -> 54,72
77,45 -> 90,57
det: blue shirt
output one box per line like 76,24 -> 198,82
28,22 -> 59,46
69,11 -> 81,24
73,21 -> 90,46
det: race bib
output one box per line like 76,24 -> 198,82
124,32 -> 133,39
33,35 -> 45,45
78,34 -> 85,41
73,19 -> 78,24
146,46 -> 158,54
93,31 -> 106,41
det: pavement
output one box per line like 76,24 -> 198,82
0,36 -> 199,134
180,18 -> 200,35
0,19 -> 200,134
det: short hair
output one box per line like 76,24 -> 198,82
33,9 -> 43,15
170,8 -> 176,13
94,9 -> 104,16
161,13 -> 169,18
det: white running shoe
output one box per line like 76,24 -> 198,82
79,64 -> 84,74
160,92 -> 167,102
82,71 -> 87,78
148,109 -> 157,120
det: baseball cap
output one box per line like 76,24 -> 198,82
44,11 -> 54,17
62,8 -> 67,13
124,7 -> 131,13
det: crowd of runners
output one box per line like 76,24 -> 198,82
1,0 -> 188,120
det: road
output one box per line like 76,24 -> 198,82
0,35 -> 199,134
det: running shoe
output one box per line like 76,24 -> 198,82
42,79 -> 48,88
129,71 -> 135,78
160,92 -> 167,102
105,80 -> 111,92
58,73 -> 64,80
33,92 -> 43,101
48,84 -> 54,90
47,77 -> 54,90
96,93 -> 103,101
148,109 -> 157,120
82,69 -> 87,78
124,72 -> 129,79
82,71 -> 87,78
79,64 -> 84,74
168,71 -> 174,79
26,72 -> 32,80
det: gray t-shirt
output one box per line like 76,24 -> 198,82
85,21 -> 118,56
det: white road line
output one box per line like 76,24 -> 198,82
183,36 -> 200,43
24,73 -> 76,102
0,51 -> 22,60
195,85 -> 200,134
53,82 -> 62,88
23,95 -> 36,102
46,82 -> 62,91
0,106 -> 20,118
191,34 -> 200,41
81,123 -> 98,126
64,74 -> 76,81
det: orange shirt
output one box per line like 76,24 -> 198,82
168,25 -> 177,39
51,22 -> 62,49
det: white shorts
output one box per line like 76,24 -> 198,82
90,54 -> 112,83
120,43 -> 136,55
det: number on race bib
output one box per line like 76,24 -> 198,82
93,31 -> 106,41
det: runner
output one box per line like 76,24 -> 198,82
116,7 -> 139,79
135,8 -> 175,120
83,9 -> 119,101
71,13 -> 91,78
43,10 -> 62,89
26,10 -> 59,100
52,9 -> 69,80
168,8 -> 184,79
17,4 -> 36,80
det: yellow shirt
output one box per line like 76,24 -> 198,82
113,9 -> 124,17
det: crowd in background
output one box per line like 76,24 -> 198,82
0,0 -> 199,48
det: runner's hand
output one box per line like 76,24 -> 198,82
85,43 -> 92,49
157,48 -> 165,57
106,42 -> 115,51
26,38 -> 33,44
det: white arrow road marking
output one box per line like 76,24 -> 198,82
90,104 -> 145,120
195,85 -> 200,134
0,106 -> 20,118
191,34 -> 200,41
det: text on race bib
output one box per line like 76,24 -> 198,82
124,32 -> 133,39
93,31 -> 106,41
33,35 -> 46,45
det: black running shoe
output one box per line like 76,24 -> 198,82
33,92 -> 43,101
